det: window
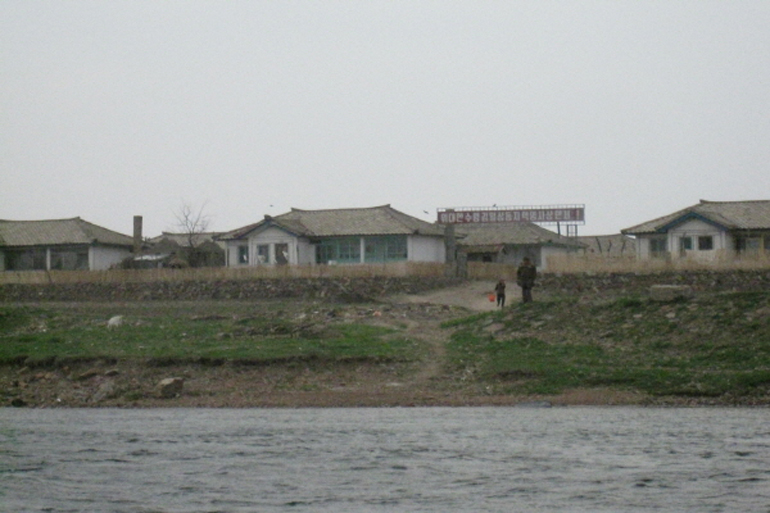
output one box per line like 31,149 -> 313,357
337,239 -> 360,262
679,237 -> 692,251
238,246 -> 249,264
50,248 -> 89,270
698,236 -> 714,251
5,248 -> 46,271
364,236 -> 408,262
649,238 -> 667,257
317,244 -> 334,264
275,243 -> 289,265
736,237 -> 762,255
257,245 -> 270,264
316,238 -> 361,264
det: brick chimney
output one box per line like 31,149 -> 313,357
133,215 -> 143,254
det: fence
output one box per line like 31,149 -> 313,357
2,256 -> 769,286
0,261 -> 447,285
544,253 -> 770,274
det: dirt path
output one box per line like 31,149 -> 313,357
378,280 -> 510,389
388,279 -> 511,312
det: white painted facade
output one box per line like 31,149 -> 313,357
408,235 -> 446,263
635,219 -> 731,261
225,228 -> 445,267
0,244 -> 131,271
90,245 -> 133,270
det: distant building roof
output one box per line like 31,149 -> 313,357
622,200 -> 770,235
219,205 -> 445,240
457,222 -> 584,248
0,217 -> 134,248
148,231 -> 225,248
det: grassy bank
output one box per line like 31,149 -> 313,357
0,302 -> 413,364
444,291 -> 770,402
2,289 -> 770,407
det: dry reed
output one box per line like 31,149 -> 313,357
0,261 -> 447,285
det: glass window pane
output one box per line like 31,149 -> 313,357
698,236 -> 714,250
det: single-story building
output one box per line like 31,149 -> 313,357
621,199 -> 770,260
0,217 -> 135,271
456,222 -> 584,270
145,232 -> 226,267
218,205 -> 446,267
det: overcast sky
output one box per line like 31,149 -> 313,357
2,1 -> 769,237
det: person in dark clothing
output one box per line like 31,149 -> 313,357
516,257 -> 537,303
494,279 -> 506,308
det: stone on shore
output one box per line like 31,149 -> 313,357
650,284 -> 693,301
157,377 -> 184,398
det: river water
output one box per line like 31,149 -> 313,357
2,407 -> 769,512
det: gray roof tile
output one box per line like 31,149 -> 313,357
457,222 -> 584,247
220,205 -> 445,240
0,218 -> 134,247
622,200 -> 770,234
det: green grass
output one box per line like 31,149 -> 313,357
445,292 -> 770,398
3,291 -> 770,402
0,303 -> 417,363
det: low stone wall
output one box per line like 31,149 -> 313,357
539,269 -> 770,297
0,276 -> 465,303
0,270 -> 767,304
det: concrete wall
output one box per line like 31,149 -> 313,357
409,235 -> 445,263
91,246 -> 131,271
2,270 -> 767,304
539,269 -> 770,297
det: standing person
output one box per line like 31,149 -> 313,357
494,279 -> 506,308
516,257 -> 537,303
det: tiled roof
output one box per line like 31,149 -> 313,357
0,217 -> 134,248
457,222 -> 584,248
622,200 -> 770,234
148,232 -> 226,248
219,205 -> 445,240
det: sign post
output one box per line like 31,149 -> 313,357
437,205 -> 585,227
437,205 -> 586,275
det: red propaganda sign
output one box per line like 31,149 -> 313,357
437,206 -> 585,225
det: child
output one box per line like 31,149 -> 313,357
494,279 -> 506,308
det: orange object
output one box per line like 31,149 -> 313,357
488,293 -> 496,302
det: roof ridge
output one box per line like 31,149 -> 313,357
289,204 -> 391,214
699,199 -> 770,205
0,217 -> 82,223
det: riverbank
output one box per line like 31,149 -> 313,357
2,281 -> 769,407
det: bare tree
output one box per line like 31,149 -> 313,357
174,200 -> 211,249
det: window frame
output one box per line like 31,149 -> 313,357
698,235 -> 714,251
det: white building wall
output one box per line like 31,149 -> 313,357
249,227 -> 300,265
667,219 -> 728,261
90,246 -> 132,270
296,239 -> 315,265
225,227 -> 307,267
539,246 -> 576,271
408,236 -> 445,263
226,232 -> 446,266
